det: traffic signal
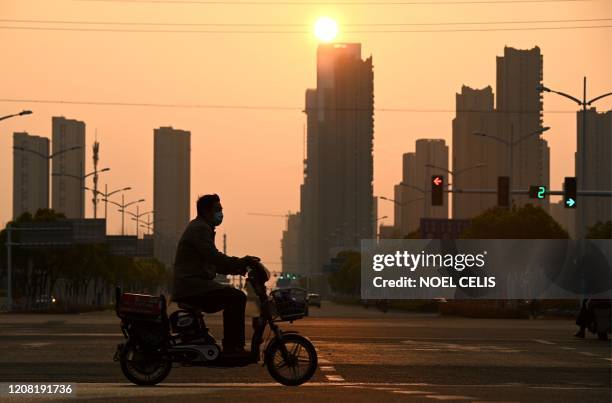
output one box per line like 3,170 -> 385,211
431,175 -> 444,206
497,176 -> 510,207
528,185 -> 547,199
563,177 -> 577,209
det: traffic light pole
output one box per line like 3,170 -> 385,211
448,189 -> 612,196
6,224 -> 12,312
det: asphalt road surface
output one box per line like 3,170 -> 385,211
0,301 -> 610,403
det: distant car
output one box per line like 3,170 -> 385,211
33,295 -> 56,309
307,293 -> 321,308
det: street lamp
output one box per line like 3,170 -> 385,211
84,185 -> 131,220
14,145 -> 82,160
138,215 -> 163,236
380,195 -> 425,207
472,126 -> 549,203
105,195 -> 145,235
127,209 -> 155,238
0,110 -> 32,122
52,168 -> 110,218
538,78 -> 612,237
425,163 -> 486,178
12,145 -> 82,216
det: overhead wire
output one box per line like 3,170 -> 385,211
0,98 -> 580,113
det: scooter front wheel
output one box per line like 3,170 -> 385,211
265,333 -> 318,386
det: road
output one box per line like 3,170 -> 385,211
0,301 -> 610,402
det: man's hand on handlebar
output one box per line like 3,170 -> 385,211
237,255 -> 261,275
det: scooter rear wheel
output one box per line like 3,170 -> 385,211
120,343 -> 172,386
265,333 -> 318,386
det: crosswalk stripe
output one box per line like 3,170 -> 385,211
325,375 -> 345,382
532,339 -> 555,345
425,394 -> 474,400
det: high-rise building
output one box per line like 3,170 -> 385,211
281,213 -> 301,275
395,140 -> 449,236
395,152 -> 418,236
153,126 -> 191,268
577,109 -> 612,235
51,116 -> 86,218
452,85 -> 501,218
298,43 -> 374,276
496,46 -> 549,209
13,132 -> 49,218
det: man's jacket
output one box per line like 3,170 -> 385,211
172,216 -> 243,300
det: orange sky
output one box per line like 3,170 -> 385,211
1,0 -> 611,271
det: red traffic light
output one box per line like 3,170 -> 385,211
431,175 -> 444,206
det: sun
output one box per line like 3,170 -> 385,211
314,17 -> 338,43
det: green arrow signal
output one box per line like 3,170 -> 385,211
566,198 -> 576,207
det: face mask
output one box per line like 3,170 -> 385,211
213,211 -> 224,226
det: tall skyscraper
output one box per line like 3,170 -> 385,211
577,109 -> 612,234
13,132 -> 49,219
452,85 -> 501,219
153,126 -> 191,268
496,46 -> 549,209
281,213 -> 301,275
51,116 -> 86,218
299,43 -> 374,275
395,152 -> 418,235
395,139 -> 449,236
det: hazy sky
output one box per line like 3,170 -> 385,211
1,0 -> 611,271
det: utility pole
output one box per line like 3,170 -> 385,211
538,78 -> 612,237
92,137 -> 100,219
6,224 -> 12,312
121,194 -> 125,235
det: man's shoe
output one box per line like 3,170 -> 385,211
222,346 -> 252,359
574,330 -> 586,338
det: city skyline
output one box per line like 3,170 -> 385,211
0,0 -> 610,268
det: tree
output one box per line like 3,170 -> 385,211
1,208 -> 168,310
328,250 -> 361,296
404,228 -> 421,239
460,204 -> 569,239
586,221 -> 612,239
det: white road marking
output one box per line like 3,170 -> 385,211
69,382 -> 611,390
532,339 -> 555,345
602,358 -> 612,362
425,394 -> 474,400
325,375 -> 346,382
559,346 -> 576,350
320,366 -> 336,371
1,332 -> 120,337
392,390 -> 430,395
472,401 -> 520,403
20,342 -> 52,347
578,351 -> 597,357
399,340 -> 523,353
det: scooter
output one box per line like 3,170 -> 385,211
113,263 -> 318,386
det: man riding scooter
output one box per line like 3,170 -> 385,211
171,194 -> 260,358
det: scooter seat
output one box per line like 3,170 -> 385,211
177,302 -> 203,313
